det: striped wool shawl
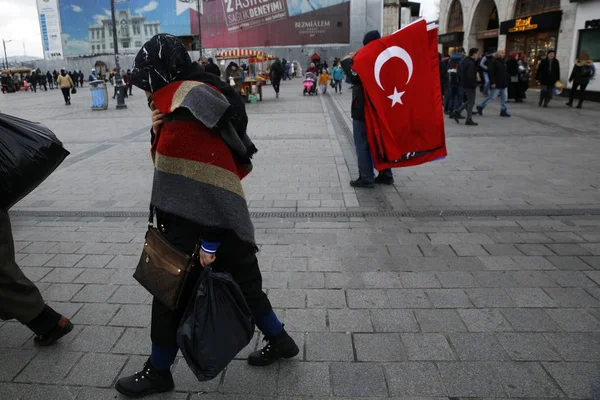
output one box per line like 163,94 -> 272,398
150,81 -> 255,245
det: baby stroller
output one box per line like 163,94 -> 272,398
303,72 -> 318,96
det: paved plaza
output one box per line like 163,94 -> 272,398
0,81 -> 600,399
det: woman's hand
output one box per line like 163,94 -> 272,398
200,250 -> 216,267
151,105 -> 164,136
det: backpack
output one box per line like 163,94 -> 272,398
448,59 -> 461,85
580,65 -> 594,78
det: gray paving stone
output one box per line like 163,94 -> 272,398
20,266 -> 52,282
474,271 -> 520,287
72,303 -> 120,325
0,349 -> 36,381
277,361 -> 331,397
401,333 -> 456,360
171,357 -> 220,392
284,309 -> 327,332
545,287 -> 600,307
544,333 -> 600,361
222,360 -> 278,395
418,244 -> 457,257
582,256 -> 600,270
510,271 -> 558,287
437,361 -> 505,397
47,242 -> 85,254
75,255 -> 115,269
384,362 -> 446,397
331,362 -> 388,397
546,243 -> 592,256
68,325 -> 124,353
354,333 -> 405,361
106,285 -> 150,304
386,289 -> 432,308
306,332 -> 353,361
46,301 -> 83,320
505,288 -> 557,307
0,383 -> 22,400
15,350 -> 82,384
548,270 -> 599,287
459,309 -> 513,332
10,383 -> 81,400
112,328 -> 151,355
108,268 -> 139,285
307,257 -> 342,272
451,244 -> 489,256
543,362 -> 600,399
361,272 -> 402,288
426,289 -> 472,308
370,309 -> 419,333
546,309 -> 600,332
512,255 -> 558,270
479,256 -> 519,271
494,362 -> 564,398
502,309 -> 561,332
515,243 -> 555,256
497,333 -> 561,361
0,322 -> 33,348
482,244 -> 524,256
347,289 -> 389,308
21,241 -> 58,254
306,289 -> 346,308
272,257 -> 308,272
466,288 -> 517,308
445,256 -> 486,271
105,255 -> 140,270
266,289 -> 306,308
546,256 -> 594,270
435,271 -> 479,288
414,309 -> 467,332
328,309 -> 373,332
546,231 -> 586,243
109,304 -> 152,327
287,272 -> 325,289
399,272 -> 441,288
64,352 -> 127,387
42,283 -> 84,302
586,270 -> 600,285
45,254 -> 85,268
73,268 -> 116,284
76,242 -> 113,255
40,268 -> 84,283
448,333 -> 509,360
72,284 -> 118,303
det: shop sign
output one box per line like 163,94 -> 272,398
476,29 -> 499,39
438,31 -> 464,45
500,10 -> 562,35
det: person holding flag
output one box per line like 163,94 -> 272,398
341,30 -> 394,188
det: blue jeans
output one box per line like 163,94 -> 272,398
479,87 -> 508,113
482,72 -> 490,94
352,119 -> 392,182
335,79 -> 342,92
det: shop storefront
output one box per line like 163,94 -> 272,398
501,10 -> 563,86
439,32 -> 464,56
476,29 -> 499,54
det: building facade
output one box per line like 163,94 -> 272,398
567,0 -> 600,98
438,0 -> 583,90
88,9 -> 161,55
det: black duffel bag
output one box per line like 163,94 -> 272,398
177,266 -> 254,381
0,113 -> 69,210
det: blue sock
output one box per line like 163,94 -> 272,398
256,311 -> 283,338
150,344 -> 178,371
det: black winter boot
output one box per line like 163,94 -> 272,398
248,328 -> 299,367
115,359 -> 175,398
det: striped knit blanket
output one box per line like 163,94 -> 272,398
150,81 -> 255,245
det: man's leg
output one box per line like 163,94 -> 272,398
465,89 -> 476,120
352,119 -> 375,184
479,88 -> 499,110
500,88 -> 509,115
544,84 -> 553,106
577,83 -> 588,108
483,72 -> 490,95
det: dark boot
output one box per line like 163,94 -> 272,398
576,100 -> 583,109
476,106 -> 483,116
465,119 -> 478,126
500,111 -> 511,117
566,102 -> 573,107
33,316 -> 73,346
115,359 -> 175,398
374,173 -> 394,185
248,328 -> 299,367
350,178 -> 375,188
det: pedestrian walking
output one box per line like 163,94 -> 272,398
566,50 -> 595,109
0,208 -> 74,346
479,52 -> 491,95
452,48 -> 479,126
121,34 -> 299,398
225,62 -> 243,95
72,70 -> 79,87
319,68 -> 330,94
57,69 -> 74,105
445,48 -> 465,114
536,49 -> 560,108
12,73 -> 21,91
1,73 -> 8,94
270,57 -> 284,98
39,71 -> 48,91
28,72 -> 38,93
332,60 -> 344,94
89,69 -> 98,83
284,60 -> 291,80
53,70 -> 59,88
46,71 -> 53,89
439,52 -> 448,102
476,50 -> 511,117
204,58 -> 221,77
125,69 -> 133,96
79,70 -> 84,87
507,52 -> 524,102
341,30 -> 394,188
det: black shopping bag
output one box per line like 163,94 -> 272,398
177,266 -> 254,382
0,113 -> 69,210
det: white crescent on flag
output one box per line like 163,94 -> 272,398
176,0 -> 202,16
374,46 -> 414,91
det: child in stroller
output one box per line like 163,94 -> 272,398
303,72 -> 318,96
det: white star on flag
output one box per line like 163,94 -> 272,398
387,87 -> 405,107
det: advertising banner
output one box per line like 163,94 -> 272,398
37,0 -> 65,59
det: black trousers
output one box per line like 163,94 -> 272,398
569,82 -> 588,106
272,77 -> 281,94
455,88 -> 476,120
61,88 -> 71,103
150,211 -> 273,348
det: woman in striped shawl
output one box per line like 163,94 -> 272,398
116,34 -> 298,398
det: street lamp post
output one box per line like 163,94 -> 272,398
196,0 -> 202,59
110,0 -> 127,109
2,39 -> 12,70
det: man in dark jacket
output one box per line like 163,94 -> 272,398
476,50 -> 510,117
204,58 -> 221,77
46,71 -> 53,89
341,30 -> 393,188
536,49 -> 560,107
28,72 -> 38,93
270,57 -> 284,98
452,48 -> 479,126
445,48 -> 465,115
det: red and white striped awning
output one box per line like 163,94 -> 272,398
216,49 -> 266,60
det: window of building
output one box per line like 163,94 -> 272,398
135,41 -> 142,47
514,0 -> 560,18
110,43 -> 113,48
122,41 -> 130,49
91,45 -> 95,52
120,19 -> 128,36
102,29 -> 105,39
578,29 -> 600,61
91,30 -> 94,39
144,26 -> 148,36
447,0 -> 463,33
102,44 -> 106,50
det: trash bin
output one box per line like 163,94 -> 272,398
90,80 -> 108,110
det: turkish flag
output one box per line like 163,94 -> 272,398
353,19 -> 447,169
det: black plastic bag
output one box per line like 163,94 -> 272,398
0,113 -> 69,210
177,266 -> 254,381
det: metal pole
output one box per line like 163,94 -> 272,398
3,39 -> 9,70
196,0 -> 202,59
111,0 -> 127,109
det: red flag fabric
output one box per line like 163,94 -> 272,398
353,19 -> 447,169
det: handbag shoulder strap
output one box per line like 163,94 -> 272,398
148,206 -> 203,258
